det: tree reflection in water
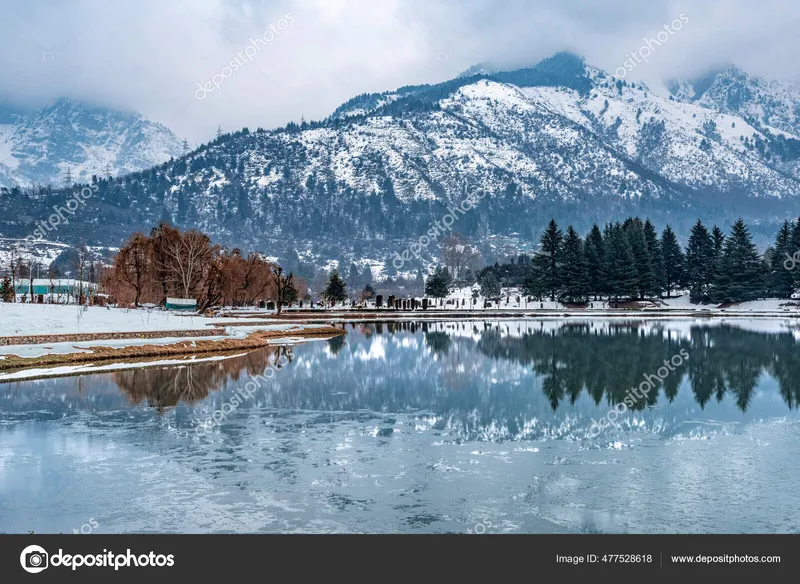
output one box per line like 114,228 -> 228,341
104,321 -> 800,416
473,322 -> 800,412
114,345 -> 293,411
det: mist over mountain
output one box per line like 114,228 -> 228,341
2,52 -> 800,274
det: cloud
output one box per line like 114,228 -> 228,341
1,0 -> 798,143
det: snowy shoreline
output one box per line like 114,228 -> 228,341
0,303 -> 345,379
1,297 -> 797,377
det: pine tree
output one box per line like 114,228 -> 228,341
660,225 -> 685,297
522,266 -> 545,300
181,138 -> 190,156
0,275 -> 13,302
425,266 -> 450,298
685,220 -> 715,302
711,225 -> 726,259
770,221 -> 795,298
533,219 -> 563,301
710,225 -> 726,292
790,218 -> 800,290
601,223 -> 615,298
322,270 -> 348,304
560,226 -> 589,303
347,262 -> 362,293
643,219 -> 663,297
216,125 -> 223,140
624,218 -> 654,299
479,271 -> 501,298
711,219 -> 764,303
584,224 -> 605,300
608,223 -> 637,299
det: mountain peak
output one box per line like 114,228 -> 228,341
0,99 -> 183,188
668,65 -> 800,135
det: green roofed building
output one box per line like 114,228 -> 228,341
14,279 -> 97,300
165,297 -> 197,311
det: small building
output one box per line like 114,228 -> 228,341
165,297 -> 197,311
13,279 -> 97,301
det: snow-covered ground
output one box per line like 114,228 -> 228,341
416,317 -> 800,339
2,292 -> 797,342
0,304 -> 337,360
416,287 -> 800,313
0,333 -> 231,359
0,303 -> 231,337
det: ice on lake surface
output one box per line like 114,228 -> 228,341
2,319 -> 800,534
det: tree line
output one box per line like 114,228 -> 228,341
103,223 -> 306,312
465,217 -> 798,304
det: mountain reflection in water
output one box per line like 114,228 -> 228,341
3,320 -> 800,432
2,319 -> 800,534
116,320 -> 800,415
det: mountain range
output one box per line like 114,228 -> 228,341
2,53 -> 800,275
0,99 -> 184,188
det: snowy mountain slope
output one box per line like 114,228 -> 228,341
0,99 -> 184,188
669,66 -> 800,137
3,53 -> 800,265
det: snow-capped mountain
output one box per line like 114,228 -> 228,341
2,53 -> 800,268
0,99 -> 184,188
668,66 -> 800,136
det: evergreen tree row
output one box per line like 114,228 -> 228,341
474,217 -> 800,304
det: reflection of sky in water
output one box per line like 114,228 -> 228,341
1,320 -> 799,534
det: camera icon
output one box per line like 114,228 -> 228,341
42,51 -> 56,61
435,51 -> 449,62
20,545 -> 49,573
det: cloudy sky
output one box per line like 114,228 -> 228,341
1,0 -> 798,143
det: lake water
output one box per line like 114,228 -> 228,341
2,319 -> 800,534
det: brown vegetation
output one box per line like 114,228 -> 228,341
102,222 -> 306,310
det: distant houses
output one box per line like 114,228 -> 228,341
13,278 -> 98,303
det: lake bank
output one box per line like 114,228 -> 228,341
0,325 -> 343,378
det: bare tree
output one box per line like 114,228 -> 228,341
8,245 -> 21,302
198,255 -> 225,312
160,230 -> 213,299
28,258 -> 41,303
150,223 -> 181,305
113,234 -> 152,307
48,263 -> 57,303
272,265 -> 295,316
440,233 -> 481,284
242,254 -> 273,305
72,244 -> 90,304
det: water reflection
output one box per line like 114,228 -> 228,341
3,319 -> 800,534
114,346 -> 293,411
3,319 -> 800,424
470,322 -> 800,412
